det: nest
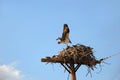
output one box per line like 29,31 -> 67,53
41,44 -> 103,69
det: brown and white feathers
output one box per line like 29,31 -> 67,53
56,24 -> 72,45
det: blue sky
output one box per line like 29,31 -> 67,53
0,0 -> 120,80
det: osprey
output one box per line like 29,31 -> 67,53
56,24 -> 72,45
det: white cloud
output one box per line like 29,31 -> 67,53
0,64 -> 24,80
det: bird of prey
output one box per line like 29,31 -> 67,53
56,24 -> 72,46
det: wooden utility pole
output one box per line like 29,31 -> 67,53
70,62 -> 76,80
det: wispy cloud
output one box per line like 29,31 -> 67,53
0,64 -> 24,80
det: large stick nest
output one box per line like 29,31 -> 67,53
41,44 -> 103,68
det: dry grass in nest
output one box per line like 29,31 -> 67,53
41,44 -> 104,69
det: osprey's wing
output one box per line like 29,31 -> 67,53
61,24 -> 70,40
